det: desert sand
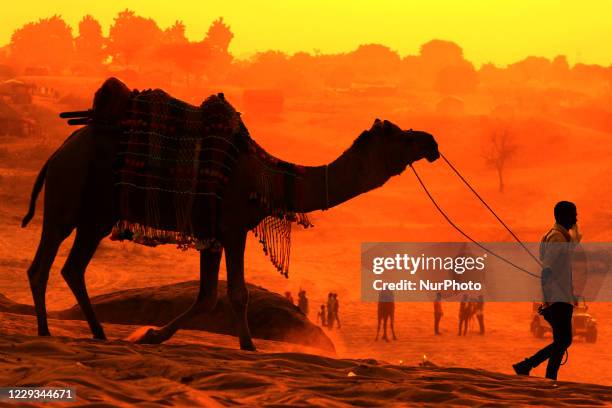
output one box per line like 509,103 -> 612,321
1,311 -> 612,407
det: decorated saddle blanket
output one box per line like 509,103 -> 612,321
109,87 -> 246,251
84,78 -> 311,277
77,78 -> 312,277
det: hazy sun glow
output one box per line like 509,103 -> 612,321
2,0 -> 611,66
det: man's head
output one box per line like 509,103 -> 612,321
554,201 -> 577,230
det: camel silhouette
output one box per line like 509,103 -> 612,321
21,79 -> 439,351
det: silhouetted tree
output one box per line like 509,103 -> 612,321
551,55 -> 570,77
74,15 -> 106,73
416,40 -> 469,91
107,9 -> 162,68
420,40 -> 464,67
204,17 -> 233,54
202,17 -> 234,81
10,15 -> 74,73
482,130 -> 517,193
154,20 -> 194,82
163,20 -> 188,44
289,51 -> 332,90
508,56 -> 551,84
348,44 -> 401,83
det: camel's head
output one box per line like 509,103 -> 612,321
358,119 -> 439,177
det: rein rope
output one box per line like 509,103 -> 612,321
440,153 -> 544,268
410,153 -> 542,279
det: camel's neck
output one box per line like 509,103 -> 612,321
289,148 -> 386,213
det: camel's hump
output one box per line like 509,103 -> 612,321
92,77 -> 132,122
91,77 -> 240,124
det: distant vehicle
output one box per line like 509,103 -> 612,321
530,298 -> 597,342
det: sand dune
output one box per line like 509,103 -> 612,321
0,312 -> 611,407
0,280 -> 334,352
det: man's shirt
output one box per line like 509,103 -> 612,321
540,223 -> 576,304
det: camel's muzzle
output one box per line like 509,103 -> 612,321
426,149 -> 440,162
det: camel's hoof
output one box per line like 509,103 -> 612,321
125,326 -> 165,344
92,328 -> 107,340
240,339 -> 257,351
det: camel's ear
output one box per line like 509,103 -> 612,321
373,118 -> 381,125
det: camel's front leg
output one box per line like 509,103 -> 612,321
129,248 -> 221,344
225,231 -> 255,351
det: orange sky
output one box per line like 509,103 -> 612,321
1,1 -> 611,67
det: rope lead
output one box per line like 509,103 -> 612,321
440,152 -> 543,268
409,162 -> 541,279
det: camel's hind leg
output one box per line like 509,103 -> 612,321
60,227 -> 106,339
27,225 -> 72,336
225,231 -> 255,351
129,248 -> 222,344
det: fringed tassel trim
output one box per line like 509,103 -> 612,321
109,220 -> 222,252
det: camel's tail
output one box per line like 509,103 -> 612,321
21,126 -> 85,228
21,160 -> 48,228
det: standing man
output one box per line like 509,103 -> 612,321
513,201 -> 580,380
333,293 -> 341,329
434,292 -> 443,335
326,293 -> 335,329
475,295 -> 485,335
298,290 -> 309,316
317,304 -> 327,327
458,295 -> 469,335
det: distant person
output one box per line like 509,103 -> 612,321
285,291 -> 294,305
332,293 -> 341,329
468,297 -> 478,332
434,292 -> 443,335
317,304 -> 327,327
298,290 -> 309,316
376,289 -> 396,341
513,201 -> 580,380
475,295 -> 485,335
458,295 -> 469,335
327,293 -> 335,329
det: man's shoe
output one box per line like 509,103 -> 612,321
513,359 -> 532,376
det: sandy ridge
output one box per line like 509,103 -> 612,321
0,312 -> 611,407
